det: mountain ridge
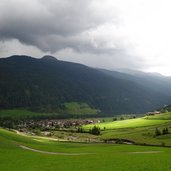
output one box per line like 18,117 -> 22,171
0,55 -> 170,115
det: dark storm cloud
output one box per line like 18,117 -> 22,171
0,0 -> 146,71
0,0 -> 116,53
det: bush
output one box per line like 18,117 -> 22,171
115,139 -> 123,144
120,117 -> 124,120
161,142 -> 165,147
77,127 -> 84,133
89,125 -> 101,135
162,127 -> 169,135
113,117 -> 117,121
155,128 -> 161,136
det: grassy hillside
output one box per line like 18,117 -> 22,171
64,102 -> 100,115
1,128 -> 171,171
145,112 -> 171,120
82,112 -> 171,146
0,108 -> 100,121
0,109 -> 48,119
83,118 -> 171,130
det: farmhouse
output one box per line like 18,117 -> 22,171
146,111 -> 161,116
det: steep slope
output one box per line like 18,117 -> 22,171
0,55 -> 169,114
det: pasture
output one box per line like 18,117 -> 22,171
83,113 -> 171,146
83,118 -> 171,130
145,112 -> 171,120
1,128 -> 171,171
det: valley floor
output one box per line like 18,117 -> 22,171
1,128 -> 171,171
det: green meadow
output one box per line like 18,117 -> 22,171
83,118 -> 171,130
145,112 -> 171,120
0,105 -> 99,120
83,113 -> 171,146
1,128 -> 171,171
64,102 -> 100,115
0,109 -> 49,119
1,112 -> 171,170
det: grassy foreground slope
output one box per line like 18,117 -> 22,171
1,128 -> 171,171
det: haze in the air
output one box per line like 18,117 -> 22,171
0,0 -> 171,75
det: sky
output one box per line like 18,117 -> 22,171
0,0 -> 171,75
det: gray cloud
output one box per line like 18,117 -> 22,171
0,0 -> 114,52
0,0 -> 145,71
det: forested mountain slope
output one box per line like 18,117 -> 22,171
0,55 -> 169,114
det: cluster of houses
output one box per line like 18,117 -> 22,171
146,111 -> 161,116
17,119 -> 98,131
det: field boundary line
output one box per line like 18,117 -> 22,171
19,144 -> 94,155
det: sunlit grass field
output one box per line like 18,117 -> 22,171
1,112 -> 171,170
145,112 -> 171,120
1,128 -> 171,171
83,118 -> 171,130
82,113 -> 171,146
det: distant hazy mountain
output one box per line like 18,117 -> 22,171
113,68 -> 164,77
0,55 -> 170,115
99,68 -> 171,97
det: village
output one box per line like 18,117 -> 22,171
17,118 -> 100,133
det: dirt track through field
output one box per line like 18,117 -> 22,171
128,151 -> 163,154
19,145 -> 93,155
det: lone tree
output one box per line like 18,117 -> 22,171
155,128 -> 161,136
90,125 -> 101,135
113,117 -> 117,121
120,116 -> 124,120
162,127 -> 169,135
77,127 -> 84,133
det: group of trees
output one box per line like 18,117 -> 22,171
89,126 -> 101,135
77,125 -> 101,135
155,127 -> 169,136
